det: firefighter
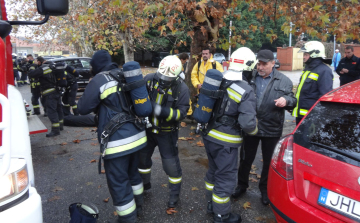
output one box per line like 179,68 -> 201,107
139,55 -> 190,208
196,48 -> 258,223
18,54 -> 33,86
62,64 -> 80,116
78,50 -> 151,223
28,56 -> 64,137
293,41 -> 333,124
12,55 -> 20,85
28,60 -> 42,115
177,52 -> 193,117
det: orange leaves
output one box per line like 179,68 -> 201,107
200,26 -> 207,36
243,201 -> 251,210
90,159 -> 97,163
166,207 -> 178,215
73,139 -> 81,144
180,122 -> 187,127
196,141 -> 204,147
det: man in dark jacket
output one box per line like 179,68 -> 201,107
336,45 -> 360,86
293,41 -> 333,124
62,65 -> 80,116
233,50 -> 297,205
78,50 -> 151,223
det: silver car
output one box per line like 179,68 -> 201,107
213,53 -> 226,64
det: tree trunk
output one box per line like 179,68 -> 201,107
120,28 -> 135,63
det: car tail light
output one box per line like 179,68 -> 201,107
271,135 -> 293,180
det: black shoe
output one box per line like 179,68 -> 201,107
207,201 -> 213,215
167,194 -> 179,208
144,182 -> 151,190
261,192 -> 270,205
213,213 -> 242,223
60,123 -> 64,131
46,127 -> 60,137
232,185 -> 246,198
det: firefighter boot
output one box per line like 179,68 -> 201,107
60,123 -> 64,131
117,211 -> 137,223
46,127 -> 60,137
167,194 -> 179,208
134,194 -> 144,217
213,213 -> 242,223
73,107 -> 79,116
206,190 -> 213,214
62,105 -> 71,116
32,107 -> 41,115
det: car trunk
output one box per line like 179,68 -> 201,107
293,101 -> 360,222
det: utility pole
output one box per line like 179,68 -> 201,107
228,20 -> 232,60
289,22 -> 293,47
334,0 -> 337,53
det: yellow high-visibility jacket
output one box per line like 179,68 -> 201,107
191,55 -> 223,89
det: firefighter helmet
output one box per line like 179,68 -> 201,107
156,55 -> 182,87
298,41 -> 326,58
229,47 -> 256,72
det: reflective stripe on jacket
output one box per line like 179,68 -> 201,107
293,59 -> 333,118
78,65 -> 148,159
203,79 -> 258,147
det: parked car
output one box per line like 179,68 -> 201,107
213,53 -> 226,64
152,52 -> 170,67
48,57 -> 92,89
268,80 -> 360,223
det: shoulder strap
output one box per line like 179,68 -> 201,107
197,61 -> 201,75
212,62 -> 216,69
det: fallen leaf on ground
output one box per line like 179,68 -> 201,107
86,182 -> 93,186
90,159 -> 96,163
189,132 -> 195,136
75,130 -> 81,133
190,126 -> 197,130
113,211 -> 118,216
84,128 -> 90,130
48,196 -> 60,202
196,135 -> 201,137
52,186 -> 64,192
73,139 -> 81,143
98,185 -> 102,188
249,178 -> 258,182
91,128 -> 97,132
60,142 -> 67,146
101,170 -> 106,174
93,152 -> 101,156
161,184 -> 168,187
191,187 -> 199,191
186,137 -> 195,140
91,138 -> 97,141
69,158 -> 74,161
250,171 -> 257,175
257,174 -> 261,179
180,122 -> 187,127
251,165 -> 257,170
166,207 -> 178,215
266,219 -> 276,223
178,137 -> 188,141
91,142 -> 98,146
243,201 -> 251,210
103,197 -> 110,203
196,141 -> 204,147
292,120 -> 296,123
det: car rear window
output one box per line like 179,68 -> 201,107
294,101 -> 360,167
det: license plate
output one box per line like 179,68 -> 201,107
318,188 -> 360,221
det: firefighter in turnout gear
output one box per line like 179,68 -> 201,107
62,64 -> 80,116
78,50 -> 152,223
194,48 -> 258,223
293,41 -> 333,124
28,57 -> 64,137
139,55 -> 190,208
28,61 -> 42,115
12,55 -> 20,84
18,54 -> 33,86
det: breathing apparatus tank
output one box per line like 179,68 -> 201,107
193,69 -> 223,124
122,61 -> 152,117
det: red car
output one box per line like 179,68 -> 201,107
268,80 -> 360,223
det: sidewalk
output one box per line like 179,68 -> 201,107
281,69 -> 340,89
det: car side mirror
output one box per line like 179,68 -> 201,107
37,0 -> 69,16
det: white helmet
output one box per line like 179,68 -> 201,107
156,55 -> 183,88
229,47 -> 256,72
298,41 -> 326,58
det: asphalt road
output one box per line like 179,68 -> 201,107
19,84 -> 296,223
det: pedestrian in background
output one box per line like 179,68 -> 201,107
332,49 -> 341,71
336,46 -> 360,86
233,49 -> 296,205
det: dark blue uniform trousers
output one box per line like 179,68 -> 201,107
203,138 -> 238,215
138,130 -> 182,195
104,152 -> 143,221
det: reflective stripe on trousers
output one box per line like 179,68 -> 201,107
205,181 -> 214,191
132,182 -> 144,195
212,194 -> 230,204
115,199 -> 136,216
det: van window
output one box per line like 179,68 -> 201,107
80,59 -> 91,68
294,101 -> 360,167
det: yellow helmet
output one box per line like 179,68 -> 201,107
298,41 -> 326,58
229,47 -> 257,72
